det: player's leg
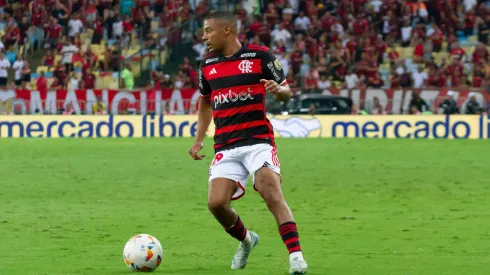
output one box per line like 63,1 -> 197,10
254,168 -> 307,274
244,144 -> 308,274
207,151 -> 259,269
207,178 -> 239,228
254,168 -> 294,225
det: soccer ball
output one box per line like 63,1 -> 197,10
123,234 -> 164,272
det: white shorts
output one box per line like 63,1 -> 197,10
208,143 -> 281,200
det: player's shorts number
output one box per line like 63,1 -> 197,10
212,153 -> 224,166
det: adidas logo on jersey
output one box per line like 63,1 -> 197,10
209,68 -> 217,75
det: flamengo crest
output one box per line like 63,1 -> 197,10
238,60 -> 253,73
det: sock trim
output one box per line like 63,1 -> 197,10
225,216 -> 248,241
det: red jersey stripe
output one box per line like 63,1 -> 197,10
217,137 -> 242,147
213,103 -> 263,118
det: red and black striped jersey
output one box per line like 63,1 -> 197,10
199,44 -> 287,152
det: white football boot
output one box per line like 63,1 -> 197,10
231,231 -> 259,269
289,254 -> 308,274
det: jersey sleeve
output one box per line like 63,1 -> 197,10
198,64 -> 212,97
262,50 -> 287,85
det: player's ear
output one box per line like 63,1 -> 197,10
223,25 -> 230,35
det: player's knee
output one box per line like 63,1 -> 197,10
207,197 -> 229,214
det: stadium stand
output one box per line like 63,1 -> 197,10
0,0 -> 489,115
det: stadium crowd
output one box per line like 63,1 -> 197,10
168,0 -> 490,114
0,0 -> 488,115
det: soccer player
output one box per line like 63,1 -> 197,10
188,11 -> 308,275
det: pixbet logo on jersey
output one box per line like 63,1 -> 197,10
213,88 -> 254,108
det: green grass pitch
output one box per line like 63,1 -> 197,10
0,138 -> 489,275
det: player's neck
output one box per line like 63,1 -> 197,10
223,40 -> 242,58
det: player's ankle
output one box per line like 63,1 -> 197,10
241,230 -> 252,246
289,251 -> 304,262
225,216 -> 248,242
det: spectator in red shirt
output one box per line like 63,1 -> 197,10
426,66 -> 438,87
368,72 -> 383,88
472,43 -> 489,64
36,71 -> 48,94
387,47 -> 400,64
430,25 -> 444,52
42,50 -> 55,67
304,68 -> 318,92
413,38 -> 424,63
352,14 -> 369,36
330,50 -> 347,82
29,0 -> 45,49
264,3 -> 278,25
91,14 -> 104,44
4,17 -> 20,49
435,69 -> 447,87
450,69 -> 463,88
472,61 -> 486,88
321,12 -> 337,32
450,41 -> 466,62
290,44 -> 303,75
82,68 -> 97,89
447,60 -> 464,79
46,18 -> 63,50
390,67 -> 401,89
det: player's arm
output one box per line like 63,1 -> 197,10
189,67 -> 212,160
195,96 -> 212,144
260,51 -> 291,101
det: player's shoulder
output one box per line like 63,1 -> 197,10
241,44 -> 274,60
246,44 -> 271,53
201,53 -> 220,67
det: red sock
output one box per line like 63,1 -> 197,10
225,216 -> 248,241
279,221 -> 302,254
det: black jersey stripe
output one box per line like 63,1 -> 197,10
208,73 -> 262,90
214,125 -> 271,145
214,110 -> 265,130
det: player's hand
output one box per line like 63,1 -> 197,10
189,141 -> 206,160
260,79 -> 280,95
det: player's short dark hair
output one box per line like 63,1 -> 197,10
204,11 -> 237,24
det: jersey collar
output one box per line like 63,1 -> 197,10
220,43 -> 247,61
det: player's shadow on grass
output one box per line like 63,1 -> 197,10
150,267 -> 213,274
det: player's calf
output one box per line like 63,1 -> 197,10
254,168 -> 308,274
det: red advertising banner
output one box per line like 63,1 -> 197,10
1,88 -> 489,115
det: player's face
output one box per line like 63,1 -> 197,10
202,19 -> 225,53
